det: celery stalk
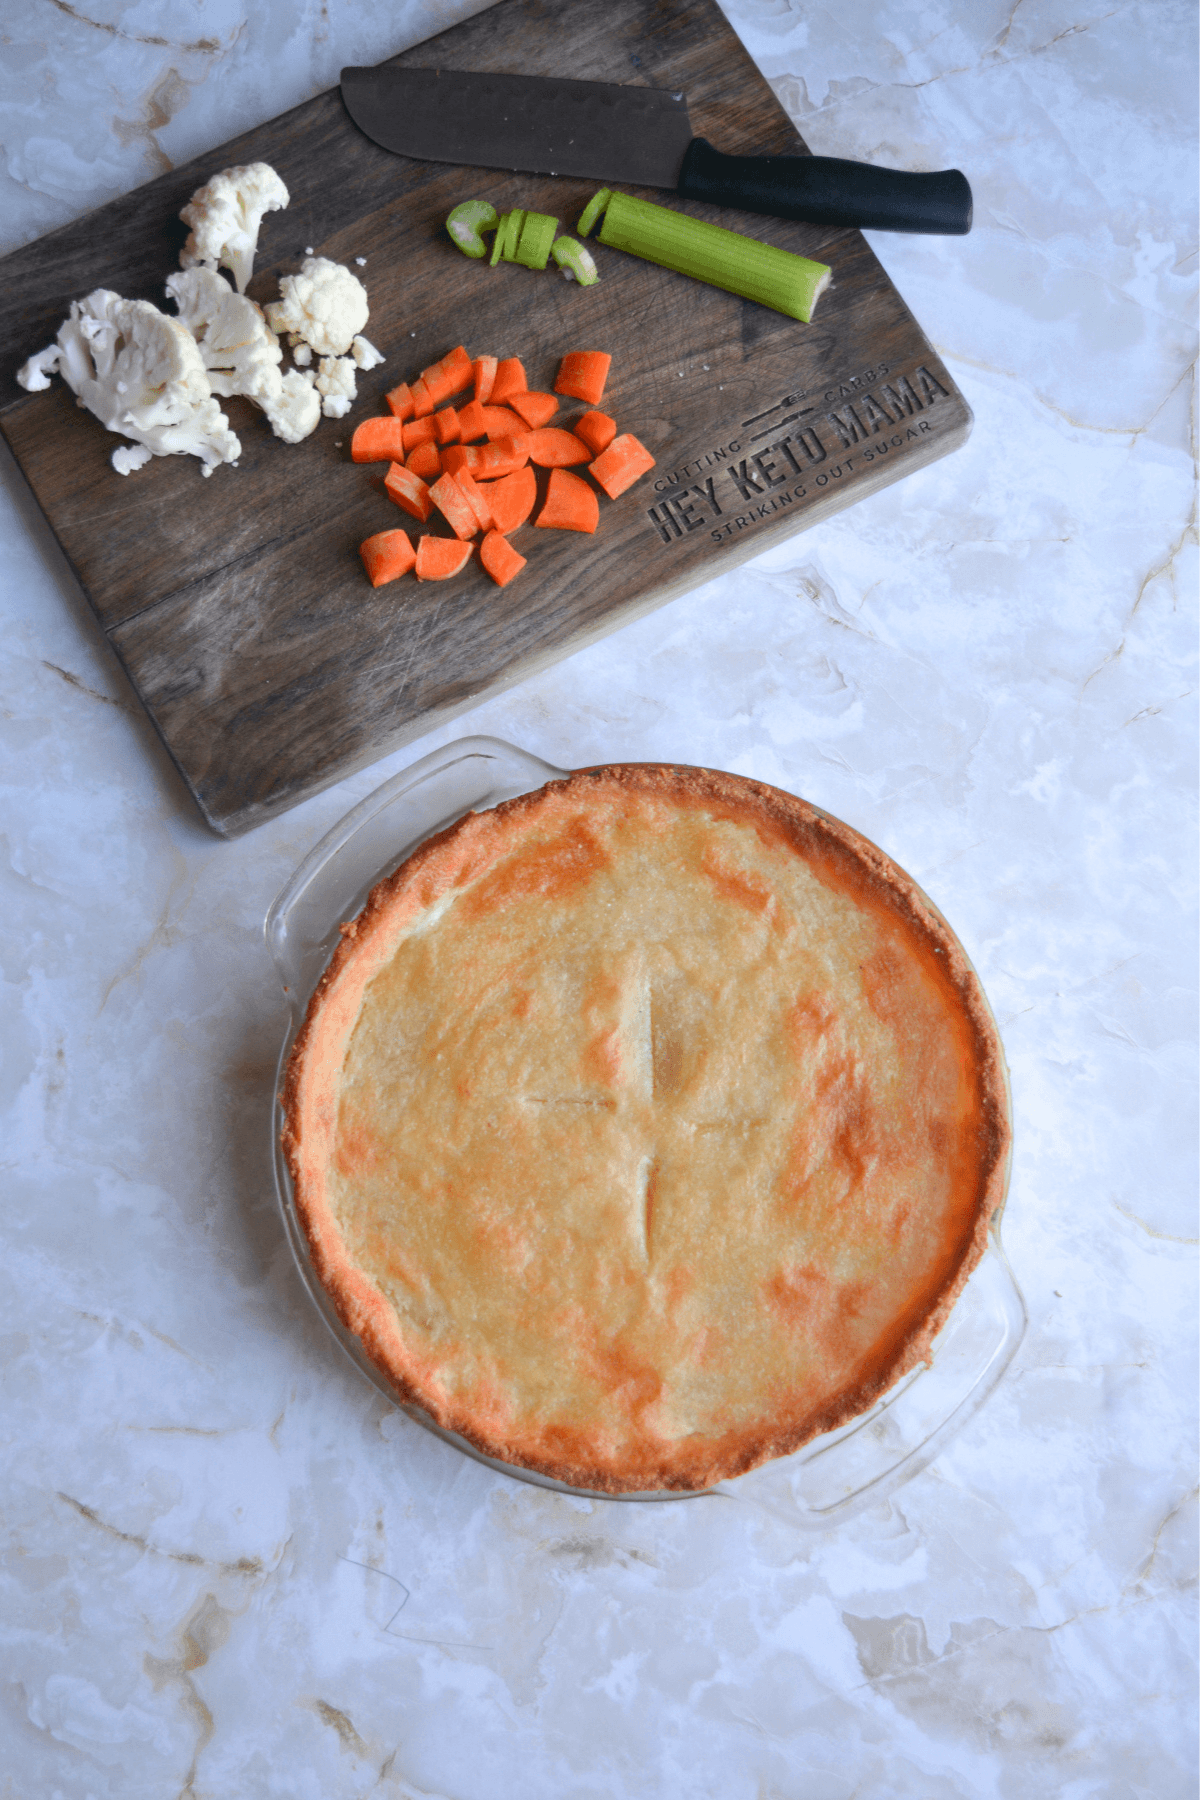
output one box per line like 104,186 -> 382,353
598,192 -> 831,323
490,210 -> 525,267
514,211 -> 559,271
576,189 -> 613,237
446,199 -> 498,258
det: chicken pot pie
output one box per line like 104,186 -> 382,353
281,765 -> 1010,1493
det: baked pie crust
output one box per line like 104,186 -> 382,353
281,765 -> 1011,1493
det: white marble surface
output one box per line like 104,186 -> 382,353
1,1 -> 1196,1794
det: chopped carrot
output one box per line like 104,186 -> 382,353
588,432 -> 655,498
455,467 -> 495,534
486,465 -> 537,533
473,355 -> 497,403
360,528 -> 416,586
573,409 -> 617,455
384,382 -> 414,421
429,472 -> 479,541
467,437 -> 531,481
535,467 -> 599,533
435,345 -> 474,398
433,406 -> 462,445
554,351 -> 611,406
479,530 -> 526,588
385,463 -> 434,522
351,417 -> 407,463
441,445 -> 471,476
402,416 -> 438,453
525,427 -> 591,467
415,536 -> 473,580
506,390 -> 558,429
406,442 -> 443,481
409,377 -> 435,418
489,357 -> 527,404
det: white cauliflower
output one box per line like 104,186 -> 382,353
265,256 -> 369,357
314,355 -> 357,419
179,162 -> 289,295
166,264 -> 321,444
17,288 -> 240,477
351,335 -> 385,369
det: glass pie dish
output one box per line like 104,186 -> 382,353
266,735 -> 1025,1523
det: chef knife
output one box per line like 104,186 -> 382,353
340,66 -> 972,236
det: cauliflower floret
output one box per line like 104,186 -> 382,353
292,343 -> 313,367
167,265 -> 322,446
314,355 -> 357,419
351,334 -> 385,370
18,288 -> 240,477
265,256 -> 369,357
179,162 -> 289,295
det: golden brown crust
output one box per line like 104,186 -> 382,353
281,764 -> 1011,1493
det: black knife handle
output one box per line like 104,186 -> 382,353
678,138 -> 972,236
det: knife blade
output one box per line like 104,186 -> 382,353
340,66 -> 972,236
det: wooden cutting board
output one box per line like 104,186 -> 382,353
0,0 -> 970,836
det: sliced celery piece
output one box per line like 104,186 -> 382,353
489,209 -> 525,267
598,192 -> 831,322
576,188 -> 613,238
514,210 -> 559,271
446,199 -> 499,258
551,236 -> 600,287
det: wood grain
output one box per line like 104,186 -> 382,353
0,0 -> 971,835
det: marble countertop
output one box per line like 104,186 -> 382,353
1,2 -> 1195,1795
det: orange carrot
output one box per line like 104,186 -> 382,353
588,432 -> 655,498
360,528 -> 416,586
473,355 -> 497,403
525,427 -> 591,467
433,406 -> 462,445
385,463 -> 434,522
506,390 -> 558,429
426,345 -> 473,401
535,467 -> 599,533
415,536 -> 473,580
406,442 -> 443,482
441,445 -> 471,476
351,417 -> 407,463
479,530 -> 526,588
429,472 -> 479,541
468,437 -> 532,480
402,416 -> 438,453
455,467 -> 495,534
573,409 -> 617,455
554,351 -> 611,406
384,382 -> 415,421
486,465 -> 537,533
489,357 -> 527,404
409,377 -> 435,418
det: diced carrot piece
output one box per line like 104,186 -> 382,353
472,437 -> 531,480
384,382 -> 414,421
402,415 -> 437,452
441,445 -> 471,476
525,427 -> 591,467
535,467 -> 599,533
429,472 -> 479,541
456,399 -> 489,443
555,351 -> 611,406
573,409 -> 617,455
409,377 -> 435,418
489,357 -> 527,404
455,467 -> 495,534
506,390 -> 558,429
473,355 -> 497,403
385,463 -> 433,522
588,432 -> 655,499
479,530 -> 526,588
406,442 -> 443,481
351,417 -> 407,463
486,465 -> 537,534
360,528 -> 416,586
433,406 -> 462,445
415,536 -> 473,580
432,345 -> 473,399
